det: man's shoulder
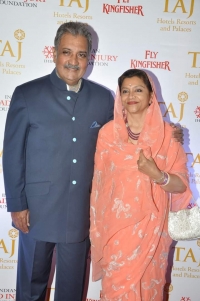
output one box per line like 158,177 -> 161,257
83,78 -> 112,94
17,73 -> 50,91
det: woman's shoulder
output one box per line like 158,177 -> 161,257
163,121 -> 174,138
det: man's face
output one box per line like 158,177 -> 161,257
53,33 -> 89,86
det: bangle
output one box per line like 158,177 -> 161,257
161,172 -> 170,186
152,171 -> 165,184
152,171 -> 170,186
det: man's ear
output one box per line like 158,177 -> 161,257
53,47 -> 57,63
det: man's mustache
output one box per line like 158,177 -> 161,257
64,64 -> 80,70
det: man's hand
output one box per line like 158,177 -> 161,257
170,123 -> 184,144
11,209 -> 30,233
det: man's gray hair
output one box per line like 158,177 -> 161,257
54,22 -> 92,54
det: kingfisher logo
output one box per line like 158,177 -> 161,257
131,50 -> 171,71
42,46 -> 54,63
103,0 -> 144,15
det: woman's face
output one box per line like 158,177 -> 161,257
121,76 -> 152,115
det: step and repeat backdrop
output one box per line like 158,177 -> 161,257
0,0 -> 200,300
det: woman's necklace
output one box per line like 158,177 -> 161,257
125,117 -> 140,140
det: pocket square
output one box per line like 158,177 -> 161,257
90,121 -> 101,128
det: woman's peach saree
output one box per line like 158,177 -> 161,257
90,73 -> 191,301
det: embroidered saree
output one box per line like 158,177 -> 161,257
90,74 -> 192,301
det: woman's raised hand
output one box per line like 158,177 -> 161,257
137,149 -> 162,181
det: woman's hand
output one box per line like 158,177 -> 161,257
137,149 -> 187,193
137,149 -> 162,181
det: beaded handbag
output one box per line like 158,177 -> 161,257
168,198 -> 200,241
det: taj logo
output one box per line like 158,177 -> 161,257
59,0 -> 89,13
0,229 -> 18,258
42,46 -> 54,59
0,29 -> 25,62
159,91 -> 188,122
172,246 -> 200,265
186,153 -> 200,167
180,298 -> 191,301
188,51 -> 200,68
164,0 -> 195,18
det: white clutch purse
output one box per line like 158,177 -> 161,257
168,199 -> 200,241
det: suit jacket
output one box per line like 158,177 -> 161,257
3,69 -> 114,243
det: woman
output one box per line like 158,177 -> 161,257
90,69 -> 191,301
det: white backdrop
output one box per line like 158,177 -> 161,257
0,1 -> 200,300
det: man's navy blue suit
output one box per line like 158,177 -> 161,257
3,69 -> 114,300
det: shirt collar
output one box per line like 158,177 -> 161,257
55,69 -> 82,93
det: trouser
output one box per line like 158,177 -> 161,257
16,232 -> 90,301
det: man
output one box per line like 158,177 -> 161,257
3,22 -> 114,301
3,22 -> 182,301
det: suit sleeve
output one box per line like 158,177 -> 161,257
106,91 -> 114,122
3,86 -> 30,212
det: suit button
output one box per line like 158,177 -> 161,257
67,96 -> 71,100
72,117 -> 75,121
72,138 -> 76,142
72,180 -> 76,185
73,159 -> 77,163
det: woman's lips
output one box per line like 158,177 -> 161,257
127,101 -> 138,105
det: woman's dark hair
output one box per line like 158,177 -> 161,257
118,69 -> 153,93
